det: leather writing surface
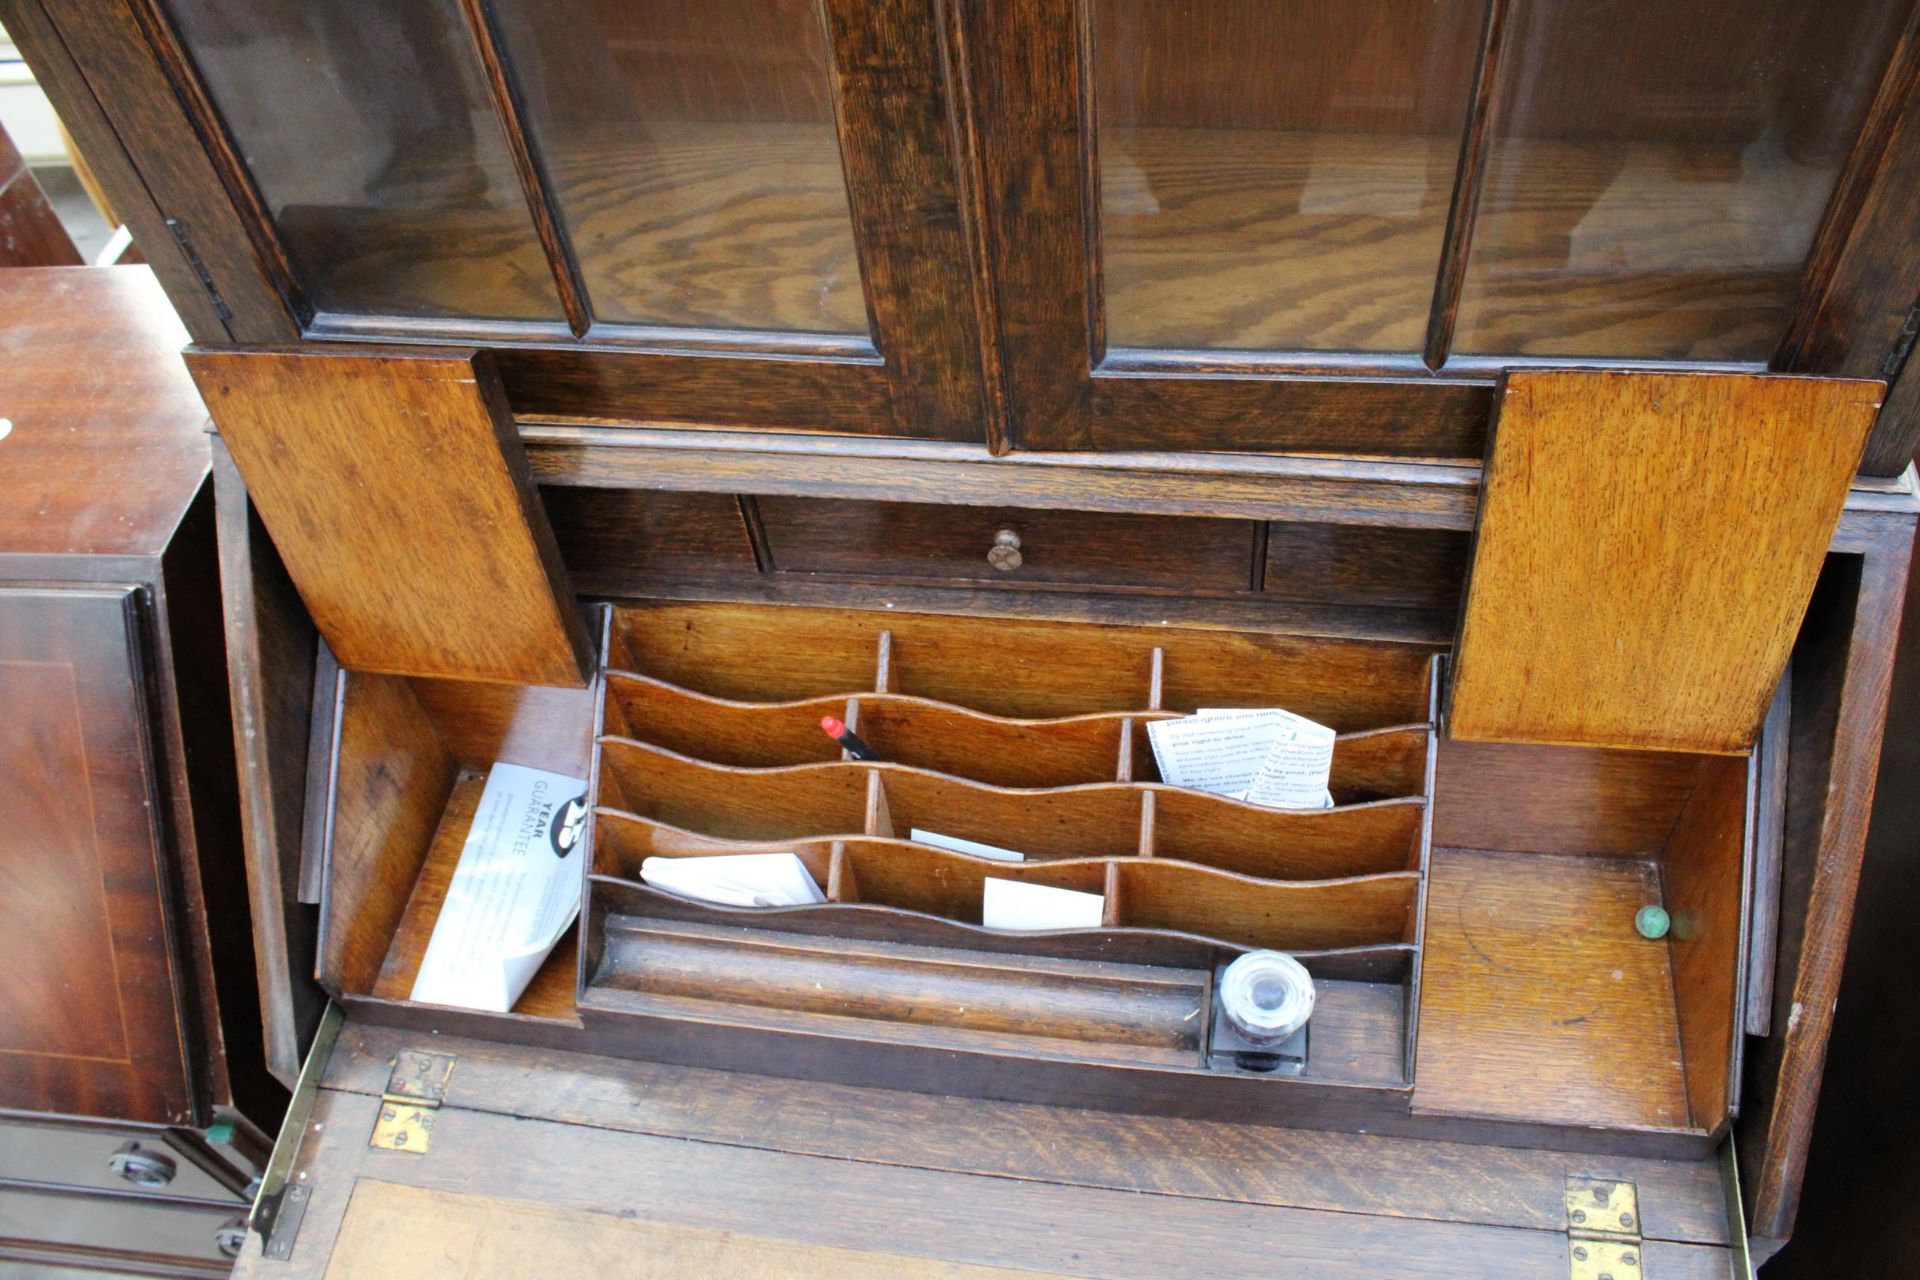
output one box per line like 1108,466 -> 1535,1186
1450,370 -> 1877,753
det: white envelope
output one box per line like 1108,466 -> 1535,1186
982,878 -> 1104,932
640,853 -> 826,908
910,828 -> 1027,863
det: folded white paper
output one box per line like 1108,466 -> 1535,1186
982,878 -> 1104,931
910,827 -> 1027,863
640,853 -> 826,908
1147,708 -> 1336,810
410,762 -> 590,1014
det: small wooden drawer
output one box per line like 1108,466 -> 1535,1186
756,497 -> 1256,592
543,488 -> 757,580
1263,524 -> 1469,613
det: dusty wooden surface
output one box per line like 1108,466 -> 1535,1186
233,1020 -> 1736,1279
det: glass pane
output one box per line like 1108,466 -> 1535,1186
490,0 -> 869,336
1093,0 -> 1484,353
163,0 -> 561,322
1455,0 -> 1910,360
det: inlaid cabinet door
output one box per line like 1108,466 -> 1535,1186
972,0 -> 1920,459
0,586 -> 195,1125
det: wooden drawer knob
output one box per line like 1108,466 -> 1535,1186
986,528 -> 1023,571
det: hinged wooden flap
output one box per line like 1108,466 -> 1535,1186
188,347 -> 591,687
1450,370 -> 1878,754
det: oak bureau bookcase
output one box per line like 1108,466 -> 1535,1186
9,0 -> 1920,1273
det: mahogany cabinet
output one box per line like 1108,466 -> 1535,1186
8,2 -> 1920,1275
0,267 -> 291,1274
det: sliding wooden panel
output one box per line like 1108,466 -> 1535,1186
189,346 -> 592,686
1450,370 -> 1878,752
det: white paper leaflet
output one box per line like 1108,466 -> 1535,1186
411,762 -> 591,1013
1146,708 -> 1335,809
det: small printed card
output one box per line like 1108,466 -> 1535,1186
639,853 -> 826,908
1146,708 -> 1336,810
981,878 -> 1104,932
910,828 -> 1027,863
410,762 -> 591,1014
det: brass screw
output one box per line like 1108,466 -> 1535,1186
1572,1246 -> 1589,1261
1619,1212 -> 1634,1228
1572,1209 -> 1588,1223
1623,1252 -> 1638,1265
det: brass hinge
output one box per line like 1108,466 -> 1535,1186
1567,1178 -> 1641,1280
369,1050 -> 455,1154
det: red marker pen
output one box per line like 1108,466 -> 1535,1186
820,715 -> 880,761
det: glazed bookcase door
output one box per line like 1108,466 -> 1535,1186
106,0 -> 990,441
974,0 -> 1920,460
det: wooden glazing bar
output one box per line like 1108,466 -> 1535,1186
453,0 -> 592,335
1422,0 -> 1513,370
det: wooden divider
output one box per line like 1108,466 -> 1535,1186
587,605 -> 1440,968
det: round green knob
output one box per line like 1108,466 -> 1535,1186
1635,905 -> 1670,940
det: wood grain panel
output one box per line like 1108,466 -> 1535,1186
1085,372 -> 1493,459
325,1182 -> 1064,1279
211,437 -> 323,1088
1264,524 -> 1470,613
757,497 -> 1256,592
1432,740 -> 1703,856
316,1020 -> 1737,1244
188,346 -> 592,686
1451,370 -> 1879,752
611,601 -> 1436,727
235,1087 -> 1738,1280
321,673 -> 457,995
1663,755 -> 1750,1130
0,267 -> 209,558
542,489 -> 756,580
0,588 -> 193,1125
1415,848 -> 1691,1131
1742,534 -> 1914,1238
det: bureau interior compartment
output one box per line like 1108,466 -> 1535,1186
582,601 -> 1438,1086
315,663 -> 600,1024
1417,741 -> 1754,1140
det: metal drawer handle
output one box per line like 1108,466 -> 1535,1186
108,1142 -> 177,1188
987,528 -> 1023,572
